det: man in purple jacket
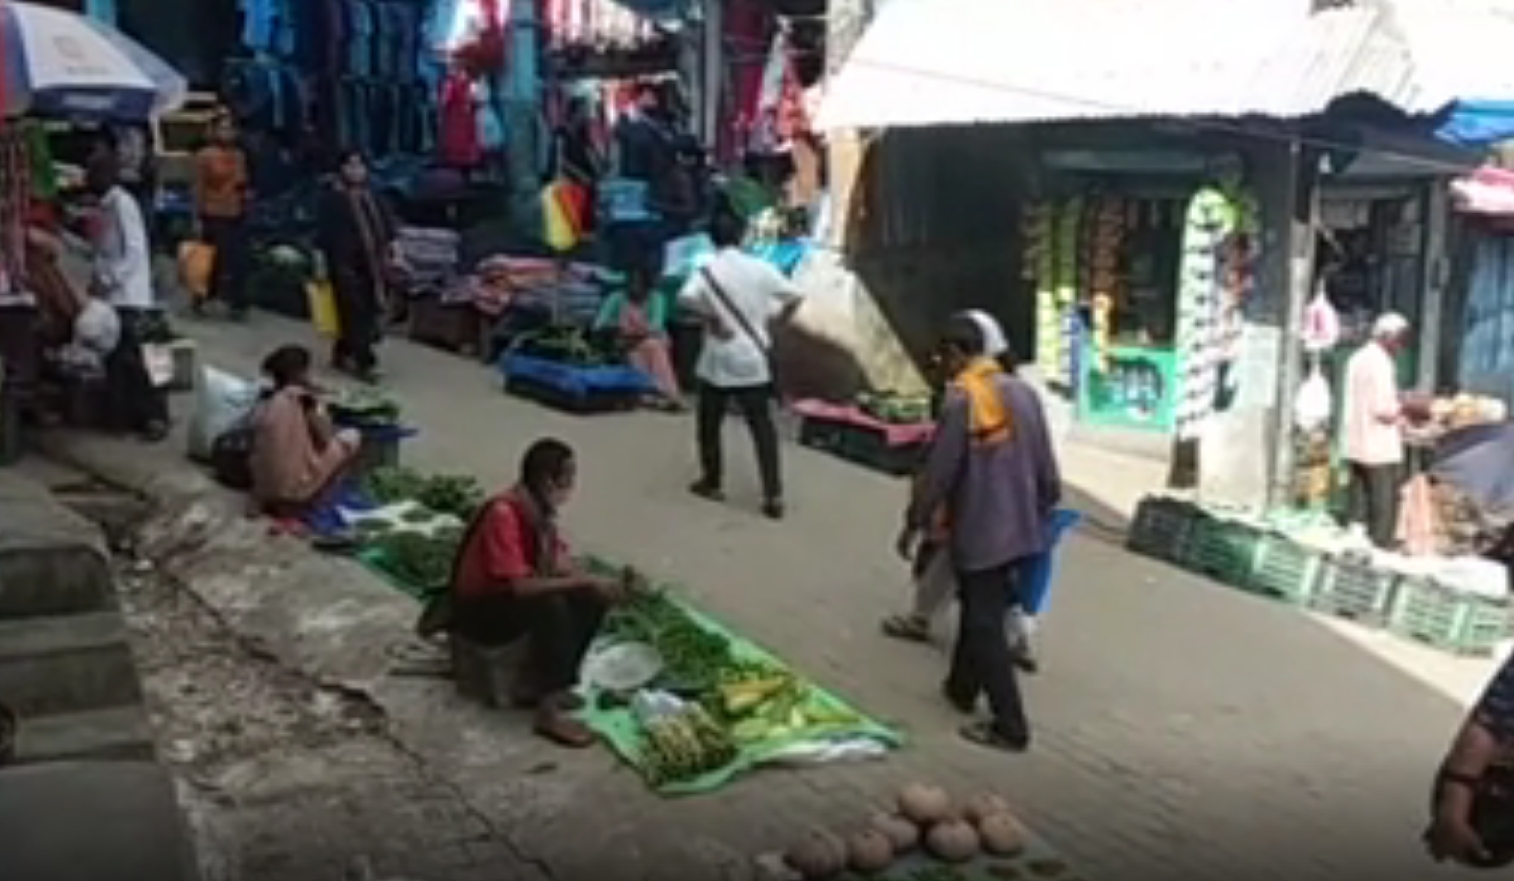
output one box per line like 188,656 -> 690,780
896,315 -> 1062,753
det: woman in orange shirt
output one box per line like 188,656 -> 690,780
192,113 -> 252,319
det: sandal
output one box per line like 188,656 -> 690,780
881,614 -> 932,643
533,707 -> 596,749
959,720 -> 1030,754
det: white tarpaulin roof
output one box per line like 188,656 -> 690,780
816,0 -> 1514,131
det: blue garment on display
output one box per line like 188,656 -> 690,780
241,0 -> 277,52
346,0 -> 375,77
274,0 -> 297,58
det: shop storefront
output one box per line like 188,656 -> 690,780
1022,145 -> 1259,440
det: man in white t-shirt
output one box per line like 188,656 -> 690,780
679,210 -> 802,519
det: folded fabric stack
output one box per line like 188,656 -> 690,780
395,227 -> 461,293
451,256 -> 617,320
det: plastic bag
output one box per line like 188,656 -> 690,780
1301,289 -> 1341,353
73,300 -> 120,355
1293,362 -> 1332,431
542,185 -> 578,253
306,280 -> 340,338
177,240 -> 215,300
186,366 -> 258,462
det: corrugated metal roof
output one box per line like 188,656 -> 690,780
816,0 -> 1514,130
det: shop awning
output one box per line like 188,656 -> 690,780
816,0 -> 1514,132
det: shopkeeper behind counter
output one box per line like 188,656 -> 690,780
1342,312 -> 1413,549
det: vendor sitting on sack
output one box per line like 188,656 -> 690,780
422,438 -> 635,748
1342,312 -> 1414,549
594,265 -> 683,411
248,345 -> 361,518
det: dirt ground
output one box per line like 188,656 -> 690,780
114,553 -> 546,881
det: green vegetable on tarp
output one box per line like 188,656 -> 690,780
415,474 -> 486,521
328,388 -> 403,427
857,390 -> 932,425
370,530 -> 461,593
366,466 -> 427,505
605,592 -> 734,690
582,590 -> 903,795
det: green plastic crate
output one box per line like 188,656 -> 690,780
1245,534 -> 1323,605
1127,496 -> 1199,563
1387,578 -> 1511,657
1310,556 -> 1398,625
1180,515 -> 1261,586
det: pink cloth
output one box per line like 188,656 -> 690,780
621,303 -> 680,401
250,388 -> 358,506
792,398 -> 935,447
1342,342 -> 1404,466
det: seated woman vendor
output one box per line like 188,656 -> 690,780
594,267 -> 683,411
444,439 -> 632,748
249,345 -> 361,518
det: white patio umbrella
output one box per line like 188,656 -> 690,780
0,0 -> 187,121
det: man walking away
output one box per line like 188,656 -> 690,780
88,154 -> 169,443
1343,312 -> 1409,549
897,315 -> 1061,753
679,209 -> 801,519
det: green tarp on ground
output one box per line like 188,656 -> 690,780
359,548 -> 902,796
576,600 -> 902,796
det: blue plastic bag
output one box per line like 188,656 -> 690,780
1020,508 -> 1082,616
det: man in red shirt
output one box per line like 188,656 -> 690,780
447,438 -> 627,747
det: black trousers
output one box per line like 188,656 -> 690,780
946,561 -> 1031,738
103,307 -> 169,433
1347,461 -> 1400,549
0,306 -> 40,411
200,215 -> 250,310
331,271 -> 380,373
696,381 -> 782,501
449,589 -> 607,695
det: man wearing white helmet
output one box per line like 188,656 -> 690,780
1342,312 -> 1410,548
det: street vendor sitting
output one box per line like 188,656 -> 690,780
248,345 -> 361,518
440,439 -> 633,748
1342,312 -> 1411,548
593,266 -> 683,411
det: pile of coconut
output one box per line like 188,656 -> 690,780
778,783 -> 1028,879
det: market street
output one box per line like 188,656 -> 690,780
41,309 -> 1473,881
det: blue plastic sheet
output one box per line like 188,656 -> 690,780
301,478 -> 378,537
1438,100 -> 1514,147
1020,508 -> 1082,616
499,352 -> 655,398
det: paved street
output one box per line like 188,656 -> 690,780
50,310 -> 1478,881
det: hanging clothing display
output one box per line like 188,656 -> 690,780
1173,187 -> 1232,441
543,0 -> 658,50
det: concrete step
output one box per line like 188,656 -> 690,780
0,612 -> 142,717
0,760 -> 198,881
0,472 -> 115,619
0,545 -> 114,619
12,705 -> 156,765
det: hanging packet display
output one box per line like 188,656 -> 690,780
1301,288 -> 1341,353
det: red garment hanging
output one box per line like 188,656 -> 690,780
438,72 -> 483,169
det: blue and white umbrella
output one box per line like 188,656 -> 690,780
1,1 -> 187,121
